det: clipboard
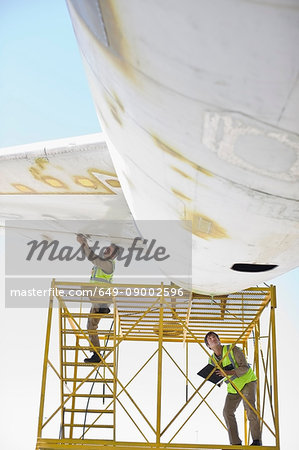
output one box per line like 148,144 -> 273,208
197,363 -> 224,386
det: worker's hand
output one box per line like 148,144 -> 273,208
76,234 -> 87,245
216,369 -> 236,377
224,369 -> 236,376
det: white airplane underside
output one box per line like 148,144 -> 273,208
66,0 -> 299,294
1,0 -> 299,295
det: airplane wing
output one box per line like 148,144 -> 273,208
0,132 -> 132,224
0,133 -> 144,265
1,133 -> 190,290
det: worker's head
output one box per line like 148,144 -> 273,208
204,331 -> 220,349
103,243 -> 120,260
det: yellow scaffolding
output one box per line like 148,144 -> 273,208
36,281 -> 280,450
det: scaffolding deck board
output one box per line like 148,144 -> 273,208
55,281 -> 271,343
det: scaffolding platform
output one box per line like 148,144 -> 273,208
36,438 -> 277,450
36,281 -> 280,450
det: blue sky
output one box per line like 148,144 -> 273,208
0,0 -> 99,147
0,1 -> 298,449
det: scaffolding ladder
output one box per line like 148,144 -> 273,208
41,292 -> 119,442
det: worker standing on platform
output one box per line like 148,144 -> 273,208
76,234 -> 119,363
204,331 -> 262,446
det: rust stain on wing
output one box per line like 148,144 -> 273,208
172,188 -> 191,202
171,166 -> 194,180
112,90 -> 125,112
29,166 -> 41,180
153,136 -> 213,177
73,176 -> 114,194
35,157 -> 49,169
106,179 -> 121,188
110,107 -> 123,126
12,184 -> 36,194
73,168 -> 120,194
42,176 -> 67,189
185,210 -> 228,240
24,158 -> 120,194
104,92 -> 123,126
74,176 -> 98,189
29,162 -> 68,190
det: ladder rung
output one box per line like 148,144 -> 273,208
64,409 -> 113,413
62,362 -> 114,367
61,329 -> 114,335
62,378 -> 114,383
63,393 -> 113,398
61,313 -> 112,318
61,346 -> 114,351
63,424 -> 114,428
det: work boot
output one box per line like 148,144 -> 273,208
251,440 -> 262,446
84,352 -> 101,363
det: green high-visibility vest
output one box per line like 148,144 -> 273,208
209,344 -> 257,394
90,260 -> 115,283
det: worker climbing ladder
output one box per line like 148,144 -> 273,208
58,305 -> 117,440
36,280 -> 120,444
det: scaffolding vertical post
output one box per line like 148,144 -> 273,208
37,279 -> 55,438
186,341 -> 189,402
270,285 -> 280,449
254,320 -> 261,425
156,283 -> 164,444
243,340 -> 249,446
113,295 -> 117,442
58,302 -> 65,438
